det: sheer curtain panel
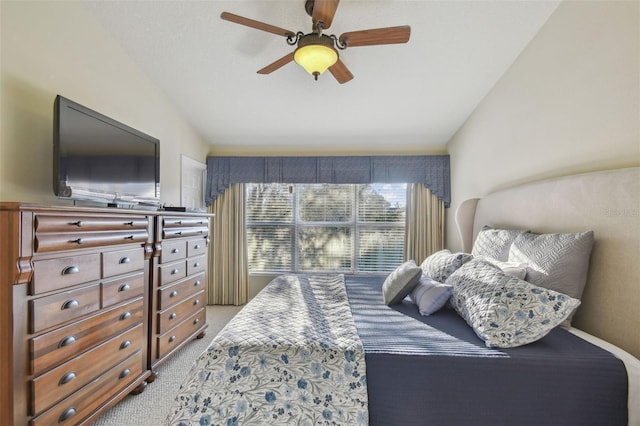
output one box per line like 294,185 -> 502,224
405,183 -> 445,265
208,184 -> 248,305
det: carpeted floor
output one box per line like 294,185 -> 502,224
92,305 -> 243,426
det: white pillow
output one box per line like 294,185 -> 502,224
446,259 -> 580,348
420,249 -> 472,282
409,275 -> 453,316
476,256 -> 527,280
382,260 -> 422,305
472,226 -> 527,262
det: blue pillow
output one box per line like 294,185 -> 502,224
382,260 -> 422,305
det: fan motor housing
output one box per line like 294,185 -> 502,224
297,33 -> 335,50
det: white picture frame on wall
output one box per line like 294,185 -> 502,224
181,155 -> 206,211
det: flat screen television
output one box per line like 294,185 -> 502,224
53,95 -> 160,207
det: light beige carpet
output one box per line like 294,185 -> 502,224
92,305 -> 242,426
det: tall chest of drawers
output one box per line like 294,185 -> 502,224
149,214 -> 209,374
1,204 -> 153,425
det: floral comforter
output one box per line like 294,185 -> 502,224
166,275 -> 368,426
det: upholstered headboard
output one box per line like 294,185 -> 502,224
455,167 -> 640,359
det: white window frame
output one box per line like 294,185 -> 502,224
246,183 -> 406,275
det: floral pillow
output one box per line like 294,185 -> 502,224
420,249 -> 472,282
445,259 -> 580,348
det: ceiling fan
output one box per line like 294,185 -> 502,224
221,0 -> 411,84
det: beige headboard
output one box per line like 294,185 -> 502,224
455,167 -> 640,359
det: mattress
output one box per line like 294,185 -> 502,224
345,275 -> 628,426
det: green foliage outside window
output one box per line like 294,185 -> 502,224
246,183 -> 406,274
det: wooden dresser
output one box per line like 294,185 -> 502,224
0,204 -> 211,425
149,214 -> 209,375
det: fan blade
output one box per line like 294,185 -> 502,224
328,59 -> 353,84
312,0 -> 339,30
257,52 -> 295,74
339,25 -> 411,47
221,12 -> 295,38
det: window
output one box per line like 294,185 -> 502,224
246,183 -> 406,274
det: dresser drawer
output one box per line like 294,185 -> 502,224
34,215 -> 149,232
187,238 -> 207,257
32,254 -> 101,295
34,230 -> 150,253
161,239 -> 187,264
158,259 -> 187,286
158,273 -> 205,310
30,284 -> 101,333
157,290 -> 205,334
102,247 -> 144,278
187,255 -> 206,276
30,298 -> 144,376
30,351 -> 143,426
31,324 -> 143,414
157,309 -> 206,359
101,272 -> 145,308
162,216 -> 208,229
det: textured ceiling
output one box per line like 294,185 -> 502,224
85,0 -> 559,154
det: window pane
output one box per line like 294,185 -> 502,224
246,183 -> 293,223
247,226 -> 292,271
357,228 -> 405,273
298,184 -> 354,222
298,226 -> 352,271
359,183 -> 406,223
246,182 -> 407,274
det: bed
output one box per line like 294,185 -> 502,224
167,167 -> 639,425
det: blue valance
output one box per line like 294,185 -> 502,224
205,155 -> 450,207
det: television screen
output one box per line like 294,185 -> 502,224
54,95 -> 160,206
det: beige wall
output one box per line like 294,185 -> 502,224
0,1 -> 209,205
446,0 -> 639,251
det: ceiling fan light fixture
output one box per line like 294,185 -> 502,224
294,34 -> 338,79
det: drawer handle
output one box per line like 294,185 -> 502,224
59,372 -> 76,386
194,280 -> 201,287
169,313 -> 177,320
169,335 -> 176,343
194,244 -> 201,249
193,318 -> 200,325
119,368 -> 131,379
175,231 -> 183,236
58,336 -> 76,348
120,311 -> 132,320
59,407 -> 77,422
124,221 -> 134,226
198,230 -> 204,234
170,291 -> 178,298
69,238 -> 83,245
120,340 -> 131,350
61,299 -> 79,310
171,248 -> 180,254
193,262 -> 200,268
118,283 -> 131,292
70,220 -> 83,227
119,256 -> 131,264
194,299 -> 200,306
175,220 -> 183,225
171,268 -> 180,275
124,235 -> 134,240
61,266 -> 79,275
